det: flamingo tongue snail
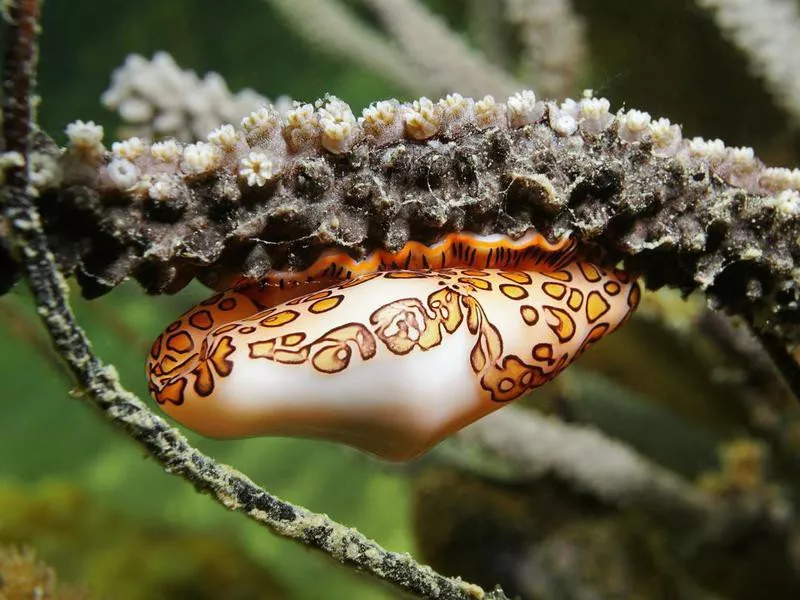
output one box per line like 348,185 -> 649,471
146,231 -> 640,461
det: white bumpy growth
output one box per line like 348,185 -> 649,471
61,89 -> 800,209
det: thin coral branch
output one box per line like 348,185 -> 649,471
754,327 -> 800,405
263,0 -> 430,95
0,298 -> 69,378
1,3 -> 507,598
696,310 -> 800,430
363,0 -> 521,98
503,0 -> 586,97
696,0 -> 800,125
1,0 -> 38,168
466,0 -> 511,69
454,407 -> 716,523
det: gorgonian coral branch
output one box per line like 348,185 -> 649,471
263,0 -> 431,95
362,0 -> 521,98
503,0 -> 586,97
1,3 -> 509,598
697,0 -> 800,126
455,407 -> 716,522
23,90 -> 800,352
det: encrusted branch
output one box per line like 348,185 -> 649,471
21,92 -> 800,354
1,2 -> 507,598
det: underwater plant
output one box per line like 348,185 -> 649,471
5,0 -> 800,598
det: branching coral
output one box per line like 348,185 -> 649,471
454,407 -> 715,520
697,0 -> 800,126
361,0 -> 521,98
263,0 -> 433,95
265,0 -> 588,99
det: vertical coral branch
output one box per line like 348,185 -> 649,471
2,0 -> 39,172
263,0 -> 430,94
754,327 -> 800,404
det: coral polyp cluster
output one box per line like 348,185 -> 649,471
100,51 -> 275,141
62,90 -> 791,204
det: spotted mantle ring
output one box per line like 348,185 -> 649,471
147,230 -> 640,461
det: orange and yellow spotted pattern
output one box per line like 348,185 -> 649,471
146,231 -> 639,460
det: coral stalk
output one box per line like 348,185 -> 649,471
362,0 -> 521,98
456,407 -> 715,522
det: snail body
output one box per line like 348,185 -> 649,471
147,232 -> 639,460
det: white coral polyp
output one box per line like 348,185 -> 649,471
360,100 -> 400,139
549,104 -> 578,136
559,98 -> 580,119
773,189 -> 800,216
580,98 -> 614,135
507,90 -> 544,128
239,151 -> 277,186
150,140 -> 183,163
112,137 -> 147,160
284,102 -> 321,150
438,93 -> 476,135
106,158 -> 139,190
649,118 -> 682,155
286,103 -> 316,127
759,167 -> 794,192
726,146 -> 757,175
617,109 -> 651,142
207,124 -> 239,150
579,97 -> 614,135
241,106 -> 280,135
66,120 -> 105,155
404,97 -> 441,139
439,93 -> 471,118
318,98 -> 358,154
362,101 -> 395,127
474,95 -> 505,129
689,137 -> 727,165
182,142 -> 220,174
